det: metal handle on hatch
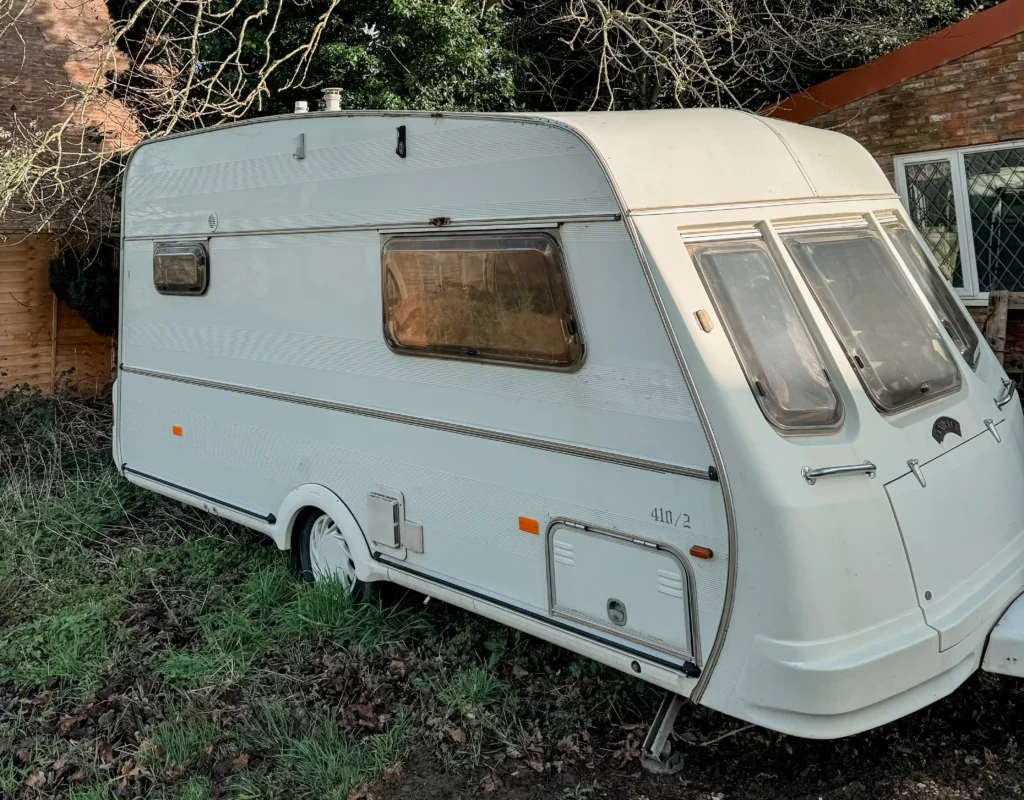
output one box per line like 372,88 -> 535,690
996,378 -> 1016,409
801,461 -> 877,485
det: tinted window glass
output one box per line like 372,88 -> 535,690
153,242 -> 208,295
382,233 -> 581,368
783,229 -> 960,413
690,238 -> 842,431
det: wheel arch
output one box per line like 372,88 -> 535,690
273,484 -> 385,583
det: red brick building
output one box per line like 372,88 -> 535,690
768,0 -> 1024,372
0,0 -> 136,393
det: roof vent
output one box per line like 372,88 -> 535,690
294,100 -> 308,114
322,88 -> 341,112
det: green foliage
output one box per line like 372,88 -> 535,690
144,720 -> 220,773
0,603 -> 112,692
49,241 -> 119,337
175,778 -> 214,800
281,713 -> 409,799
228,701 -> 409,799
435,666 -> 505,716
110,0 -> 520,118
273,577 -> 427,650
0,758 -> 19,797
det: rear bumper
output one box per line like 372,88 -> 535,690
731,591 -> 1019,739
982,590 -> 1024,677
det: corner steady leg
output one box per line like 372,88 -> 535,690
640,691 -> 685,775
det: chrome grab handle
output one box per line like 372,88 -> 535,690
801,461 -> 877,485
996,378 -> 1016,409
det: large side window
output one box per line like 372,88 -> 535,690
880,215 -> 981,369
382,232 -> 582,368
688,235 -> 843,432
153,242 -> 209,296
782,226 -> 961,414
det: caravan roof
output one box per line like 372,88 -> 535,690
126,108 -> 894,217
526,108 -> 894,210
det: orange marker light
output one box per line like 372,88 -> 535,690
689,545 -> 713,560
172,425 -> 183,437
518,517 -> 540,535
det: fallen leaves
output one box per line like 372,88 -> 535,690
57,715 -> 83,735
25,771 -> 46,790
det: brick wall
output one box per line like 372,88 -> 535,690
803,31 -> 1024,182
0,0 -> 137,160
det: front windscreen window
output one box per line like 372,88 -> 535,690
688,237 -> 842,432
782,227 -> 961,413
881,219 -> 981,369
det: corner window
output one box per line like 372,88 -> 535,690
880,216 -> 981,369
688,235 -> 842,432
153,242 -> 208,295
782,226 -> 961,414
895,141 -> 1024,299
382,232 -> 582,368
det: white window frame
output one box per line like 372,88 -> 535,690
894,138 -> 1024,306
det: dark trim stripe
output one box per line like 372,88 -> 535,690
119,366 -> 714,480
376,553 -> 702,678
124,466 -> 276,524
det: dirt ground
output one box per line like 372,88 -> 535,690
376,671 -> 1024,800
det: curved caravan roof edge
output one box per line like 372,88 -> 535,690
123,109 -> 895,214
535,109 -> 896,212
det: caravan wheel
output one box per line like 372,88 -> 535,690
298,511 -> 378,603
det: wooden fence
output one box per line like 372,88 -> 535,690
0,234 -> 112,395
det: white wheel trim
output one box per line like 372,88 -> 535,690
308,513 -> 358,591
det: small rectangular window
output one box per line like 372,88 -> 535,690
382,232 -> 582,368
153,242 -> 208,295
688,236 -> 842,432
782,228 -> 961,413
881,217 -> 980,369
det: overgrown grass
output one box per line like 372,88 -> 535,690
0,388 -> 645,798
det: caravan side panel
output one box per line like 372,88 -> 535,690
117,115 -> 729,674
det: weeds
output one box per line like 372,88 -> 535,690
144,719 -> 219,775
0,389 -> 668,798
0,603 -> 113,693
281,712 -> 409,799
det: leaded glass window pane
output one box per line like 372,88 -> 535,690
904,160 -> 963,288
965,146 -> 1024,292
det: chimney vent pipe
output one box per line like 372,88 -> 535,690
322,88 -> 341,112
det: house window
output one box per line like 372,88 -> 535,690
895,141 -> 1024,301
381,231 -> 582,369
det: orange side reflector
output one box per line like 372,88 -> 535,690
172,425 -> 183,437
518,517 -> 540,535
689,545 -> 713,560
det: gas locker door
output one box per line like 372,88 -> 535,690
548,523 -> 695,660
886,421 -> 1024,650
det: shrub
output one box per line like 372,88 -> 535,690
49,240 -> 119,337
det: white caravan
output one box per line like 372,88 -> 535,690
115,109 -> 1024,768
